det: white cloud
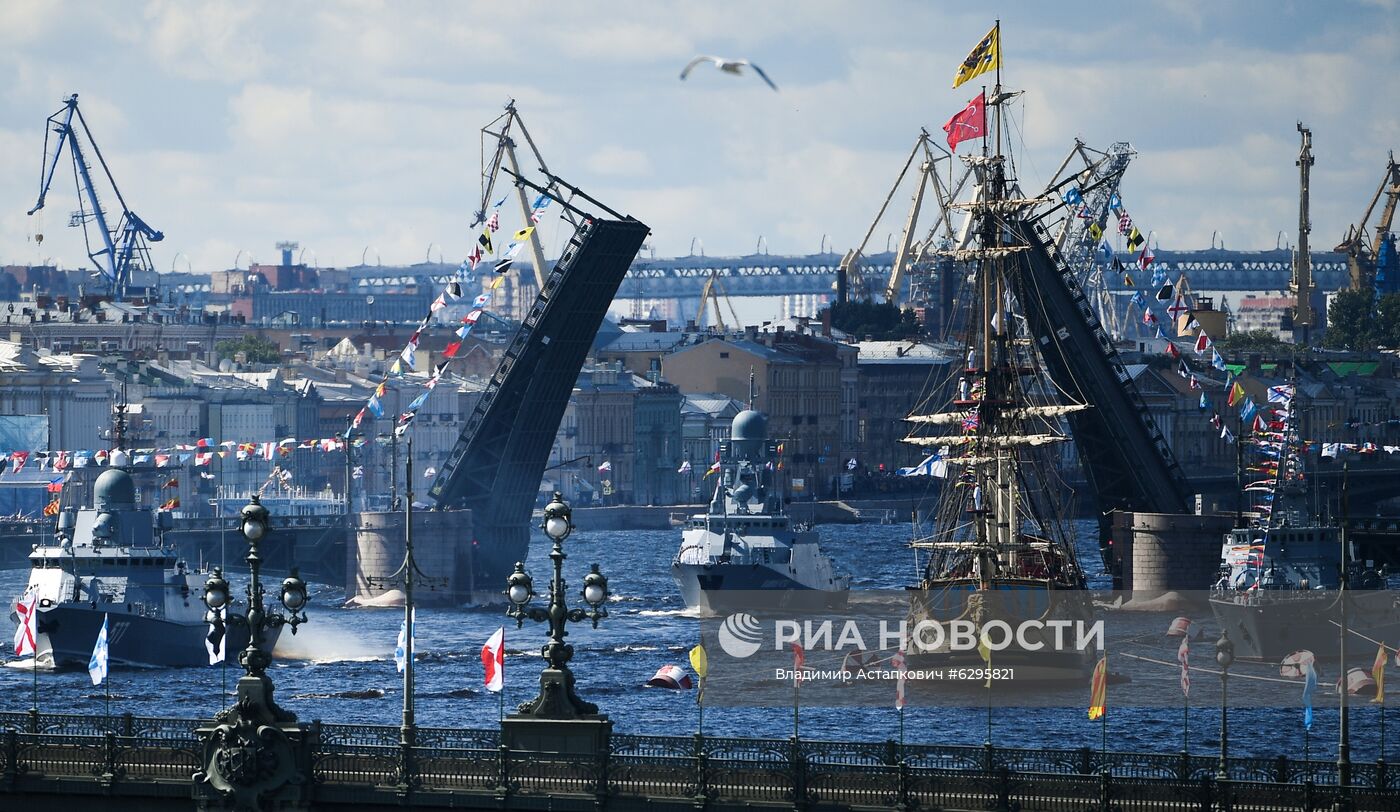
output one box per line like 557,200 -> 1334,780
0,0 -> 1397,273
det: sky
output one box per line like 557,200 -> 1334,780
1,0 -> 1397,275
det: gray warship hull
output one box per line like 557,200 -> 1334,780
38,604 -> 278,670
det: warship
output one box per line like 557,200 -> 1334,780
12,467 -> 276,669
671,409 -> 850,615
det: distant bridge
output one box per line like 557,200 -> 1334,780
161,248 -> 1351,300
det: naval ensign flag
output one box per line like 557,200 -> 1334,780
88,614 -> 109,686
482,627 -> 505,693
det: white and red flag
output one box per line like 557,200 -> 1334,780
482,626 -> 505,693
1178,636 -> 1191,697
892,649 -> 908,710
13,592 -> 37,657
791,642 -> 806,685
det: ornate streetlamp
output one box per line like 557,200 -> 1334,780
195,495 -> 311,809
506,492 -> 609,719
1215,629 -> 1234,784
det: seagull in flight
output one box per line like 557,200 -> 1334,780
679,56 -> 778,91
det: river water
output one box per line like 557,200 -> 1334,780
1,521 -> 1392,762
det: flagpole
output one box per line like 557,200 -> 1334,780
793,681 -> 800,741
1183,686 -> 1189,756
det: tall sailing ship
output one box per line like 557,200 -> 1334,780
902,60 -> 1091,679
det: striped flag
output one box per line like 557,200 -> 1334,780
1088,656 -> 1107,720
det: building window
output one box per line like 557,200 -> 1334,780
719,352 -> 730,359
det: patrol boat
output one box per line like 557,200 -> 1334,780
671,409 -> 850,615
14,467 -> 277,669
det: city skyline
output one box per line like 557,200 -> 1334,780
1,1 -> 1397,275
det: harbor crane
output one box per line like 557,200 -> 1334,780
1286,123 -> 1316,344
28,94 -> 163,300
696,267 -> 741,331
840,130 -> 967,308
1334,153 -> 1400,294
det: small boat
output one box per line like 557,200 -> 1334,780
12,467 -> 277,669
671,409 -> 850,615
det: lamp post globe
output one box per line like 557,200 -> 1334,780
202,568 -> 230,615
542,491 -> 572,542
240,495 -> 269,542
582,564 -> 608,610
280,569 -> 308,615
507,562 -> 535,610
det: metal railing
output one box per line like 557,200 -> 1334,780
1,711 -> 1395,810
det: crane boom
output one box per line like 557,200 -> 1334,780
28,94 -> 163,299
1335,153 -> 1400,292
1288,123 -> 1315,343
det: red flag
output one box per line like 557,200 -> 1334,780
942,92 -> 986,152
482,626 -> 504,693
792,643 -> 806,685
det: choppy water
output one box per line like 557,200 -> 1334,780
1,521 -> 1393,763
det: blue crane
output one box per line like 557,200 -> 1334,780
27,93 -> 163,299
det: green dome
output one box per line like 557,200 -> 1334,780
731,410 -> 768,441
93,468 -> 136,509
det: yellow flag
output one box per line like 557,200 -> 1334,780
1088,656 -> 1108,720
512,226 -> 536,243
689,644 -> 708,679
1377,641 -> 1388,702
953,24 -> 1000,89
478,230 -> 493,255
978,628 -> 993,687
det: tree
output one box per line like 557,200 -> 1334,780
827,300 -> 921,340
1324,288 -> 1378,351
215,334 -> 282,364
1216,329 -> 1290,354
1377,292 -> 1400,348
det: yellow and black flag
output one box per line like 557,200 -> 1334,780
953,24 -> 1000,89
478,229 -> 493,255
1126,227 -> 1145,253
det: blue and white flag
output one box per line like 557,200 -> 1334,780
1108,191 -> 1123,213
898,448 -> 949,478
1211,349 -> 1228,372
88,614 -> 109,686
394,609 -> 416,673
1063,187 -> 1083,206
